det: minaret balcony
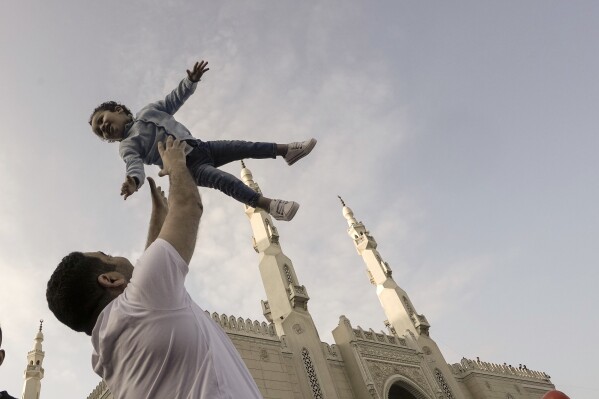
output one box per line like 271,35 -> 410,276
414,314 -> 430,336
355,234 -> 377,250
261,300 -> 273,322
288,284 -> 310,310
25,368 -> 44,377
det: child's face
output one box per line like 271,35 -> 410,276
91,106 -> 132,141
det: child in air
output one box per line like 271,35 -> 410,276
89,60 -> 316,221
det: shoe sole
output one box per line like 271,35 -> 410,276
273,202 -> 300,221
286,138 -> 317,166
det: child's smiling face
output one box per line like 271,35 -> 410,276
91,106 -> 132,142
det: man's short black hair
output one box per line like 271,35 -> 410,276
88,101 -> 133,125
46,252 -> 116,335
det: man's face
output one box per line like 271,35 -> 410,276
90,106 -> 131,142
84,251 -> 134,283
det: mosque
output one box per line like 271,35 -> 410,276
20,164 -> 559,399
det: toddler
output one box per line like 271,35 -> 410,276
89,60 -> 316,221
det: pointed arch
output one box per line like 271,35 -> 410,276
383,374 -> 432,399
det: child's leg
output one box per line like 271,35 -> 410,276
207,140 -> 278,168
206,139 -> 317,167
187,162 -> 300,221
189,163 -> 262,207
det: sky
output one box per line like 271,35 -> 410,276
1,1 -> 598,398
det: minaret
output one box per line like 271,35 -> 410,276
22,320 -> 45,399
339,197 -> 467,399
241,162 -> 341,399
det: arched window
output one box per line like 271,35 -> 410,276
434,368 -> 455,399
301,348 -> 323,399
283,265 -> 293,284
402,296 -> 415,317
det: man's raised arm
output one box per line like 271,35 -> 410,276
156,136 -> 203,263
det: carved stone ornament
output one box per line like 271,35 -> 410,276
422,346 -> 432,355
259,348 -> 270,362
292,323 -> 304,334
359,345 -> 419,364
366,383 -> 377,398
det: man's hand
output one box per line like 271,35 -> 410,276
148,177 -> 168,213
158,136 -> 188,177
121,176 -> 138,200
145,177 -> 169,249
187,60 -> 209,82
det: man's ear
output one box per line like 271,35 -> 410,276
97,272 -> 127,288
0,349 -> 5,366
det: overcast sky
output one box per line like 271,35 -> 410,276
1,1 -> 598,398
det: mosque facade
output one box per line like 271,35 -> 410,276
81,164 -> 556,399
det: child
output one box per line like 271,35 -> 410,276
89,60 -> 316,221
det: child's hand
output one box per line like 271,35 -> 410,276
187,60 -> 209,82
121,176 -> 138,200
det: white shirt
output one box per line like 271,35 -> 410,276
91,239 -> 263,399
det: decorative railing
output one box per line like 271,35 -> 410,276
450,357 -> 551,382
352,326 -> 407,347
206,310 -> 278,339
86,380 -> 109,399
322,342 -> 342,360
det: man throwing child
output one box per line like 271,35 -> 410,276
46,136 -> 263,398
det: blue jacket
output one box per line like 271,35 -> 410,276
119,77 -> 198,188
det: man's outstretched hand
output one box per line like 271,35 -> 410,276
187,60 -> 209,82
147,177 -> 168,213
158,136 -> 187,177
145,176 -> 169,249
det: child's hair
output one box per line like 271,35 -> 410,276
89,101 -> 133,124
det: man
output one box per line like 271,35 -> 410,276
0,326 -> 17,399
46,137 -> 263,398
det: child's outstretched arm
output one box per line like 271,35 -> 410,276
158,60 -> 209,115
120,142 -> 145,198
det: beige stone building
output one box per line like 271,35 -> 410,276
86,164 -> 556,399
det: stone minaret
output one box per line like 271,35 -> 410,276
240,161 -> 341,399
339,197 -> 467,399
22,320 -> 45,399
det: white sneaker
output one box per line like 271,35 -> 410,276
269,199 -> 300,221
284,138 -> 317,166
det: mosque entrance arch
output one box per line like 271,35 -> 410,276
384,376 -> 431,399
388,383 -> 418,399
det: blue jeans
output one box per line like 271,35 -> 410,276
185,140 -> 277,207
